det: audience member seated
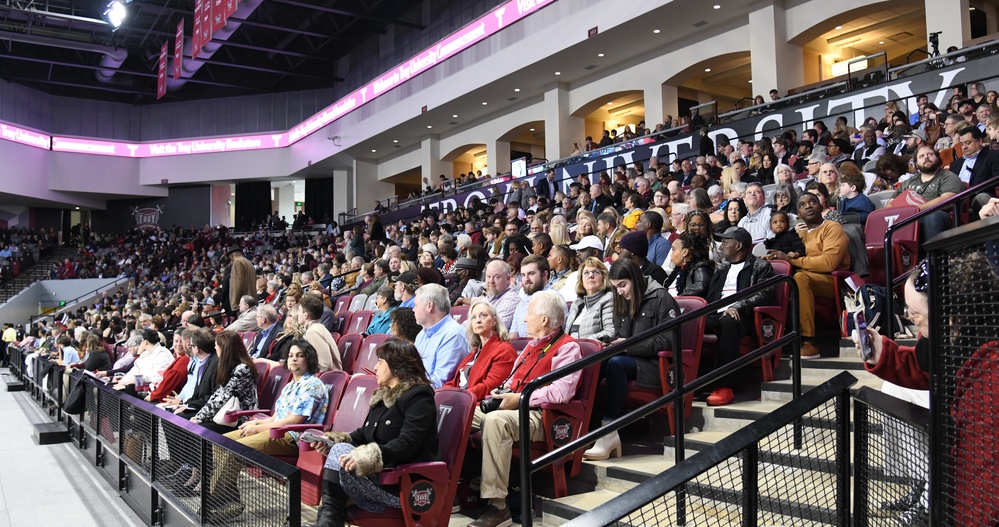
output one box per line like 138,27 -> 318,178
889,145 -> 965,243
482,260 -> 520,329
616,231 -> 668,287
412,283 -> 468,389
714,198 -> 747,232
564,257 -> 616,344
191,331 -> 260,433
300,294 -> 342,371
269,304 -> 305,362
226,295 -> 261,333
366,286 -> 398,335
112,329 -> 173,397
208,339 -> 328,521
665,232 -> 713,299
737,183 -> 774,243
248,305 -> 280,359
145,331 -> 191,403
950,126 -> 999,213
509,255 -> 552,339
766,194 -> 850,358
443,300 -> 516,401
389,307 -> 421,343
584,259 -> 679,461
305,339 -> 438,527
392,271 -> 419,308
469,291 -> 580,527
546,244 -> 576,301
703,227 -> 775,406
836,165 -> 875,276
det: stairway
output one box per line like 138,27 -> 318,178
537,337 -> 905,527
0,247 -> 79,305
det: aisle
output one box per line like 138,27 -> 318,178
0,368 -> 144,527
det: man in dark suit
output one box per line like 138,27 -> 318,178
535,168 -> 557,201
950,126 -> 999,213
248,305 -> 281,359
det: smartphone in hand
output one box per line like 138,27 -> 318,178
855,312 -> 873,361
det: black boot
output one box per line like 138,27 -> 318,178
305,477 -> 346,527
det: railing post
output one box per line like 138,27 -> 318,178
742,443 -> 759,527
836,390 -> 851,527
883,224 -> 896,341
853,399 -> 870,527
789,279 -> 803,449
519,394 -> 533,527
671,324 -> 687,527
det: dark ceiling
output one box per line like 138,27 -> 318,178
0,0 -> 424,104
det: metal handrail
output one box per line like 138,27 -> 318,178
560,371 -> 858,527
881,171 -> 999,337
888,38 -> 999,76
517,274 -> 801,526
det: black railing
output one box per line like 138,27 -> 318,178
853,386 -> 930,526
881,171 -> 999,338
517,274 -> 801,526
8,345 -> 303,527
561,371 -> 857,527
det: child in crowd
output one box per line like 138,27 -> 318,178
764,211 -> 805,258
836,168 -> 876,226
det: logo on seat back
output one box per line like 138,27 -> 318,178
883,214 -> 900,228
352,387 -> 368,410
551,417 -> 572,445
410,482 -> 435,513
437,405 -> 452,432
761,320 -> 776,342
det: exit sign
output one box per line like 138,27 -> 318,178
295,201 -> 303,207
588,27 -> 598,38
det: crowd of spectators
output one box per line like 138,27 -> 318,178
9,85 -> 999,527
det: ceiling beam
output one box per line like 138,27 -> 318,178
269,0 -> 426,30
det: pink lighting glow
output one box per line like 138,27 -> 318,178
38,0 -> 556,158
0,122 -> 50,150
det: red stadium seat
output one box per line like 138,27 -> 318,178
449,305 -> 470,325
345,310 -> 373,336
354,334 -> 390,375
337,333 -> 363,374
334,295 -> 352,315
864,206 -> 920,287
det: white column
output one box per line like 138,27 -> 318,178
926,0 -> 970,52
353,158 -> 395,215
661,84 -> 679,124
332,169 -> 350,217
488,139 -> 511,175
421,136 -> 449,189
275,183 -> 296,221
544,83 -> 585,160
749,0 -> 803,98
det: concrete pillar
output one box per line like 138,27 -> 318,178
661,84 -> 680,125
926,0 -> 971,52
749,0 -> 803,99
421,136 -> 449,190
332,169 -> 351,217
544,83 -> 585,161
353,158 -> 395,215
644,81 -> 665,129
275,183 -> 296,222
488,139 -> 511,176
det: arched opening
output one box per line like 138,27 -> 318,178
572,90 -> 645,142
442,143 -> 488,180
383,167 -> 423,202
665,51 -> 752,117
790,2 -> 926,86
498,120 -> 546,164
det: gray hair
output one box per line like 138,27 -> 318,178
730,182 -> 748,195
415,283 -> 450,315
465,299 -> 510,349
240,294 -> 258,308
125,333 -> 143,349
530,291 -> 566,330
257,304 -> 279,324
456,233 -> 472,249
707,185 -> 724,198
808,152 -> 827,164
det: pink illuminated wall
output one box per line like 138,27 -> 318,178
25,0 -> 559,159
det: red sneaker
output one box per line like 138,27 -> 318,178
707,388 -> 735,406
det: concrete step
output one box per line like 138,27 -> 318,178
762,373 -> 881,404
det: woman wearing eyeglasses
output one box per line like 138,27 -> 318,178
564,257 -> 615,344
854,262 -> 930,525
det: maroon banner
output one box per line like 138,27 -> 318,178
157,42 -> 168,100
212,0 -> 225,32
173,19 -> 184,80
202,0 -> 212,46
193,0 -> 202,58
225,0 -> 236,19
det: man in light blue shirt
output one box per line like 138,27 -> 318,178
639,211 -> 670,266
412,283 -> 468,388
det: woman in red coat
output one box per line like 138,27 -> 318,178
442,300 -> 516,402
145,331 -> 191,403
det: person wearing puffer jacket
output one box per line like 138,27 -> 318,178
564,257 -> 616,344
584,259 -> 680,460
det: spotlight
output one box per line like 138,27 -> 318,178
104,0 -> 129,30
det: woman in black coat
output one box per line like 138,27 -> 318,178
583,259 -> 680,461
307,339 -> 439,527
666,231 -> 714,299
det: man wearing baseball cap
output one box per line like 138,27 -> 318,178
392,271 -> 419,308
617,231 -> 668,286
569,235 -> 604,266
702,227 -> 774,406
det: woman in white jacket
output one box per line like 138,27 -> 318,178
112,329 -> 173,397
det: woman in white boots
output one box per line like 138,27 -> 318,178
584,258 -> 680,460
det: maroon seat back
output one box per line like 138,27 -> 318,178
449,305 -> 470,325
318,370 -> 350,427
331,374 -> 380,433
354,334 -> 390,374
336,333 -> 363,374
257,364 -> 292,411
345,310 -> 373,336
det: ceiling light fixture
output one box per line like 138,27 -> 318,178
427,125 -> 433,129
554,71 -> 561,75
879,41 -> 884,44
597,53 -> 604,57
835,25 -> 842,30
104,0 -> 129,30
514,88 -> 521,92
371,149 -> 376,153
529,128 -> 535,132
704,68 -> 711,72
452,114 -> 458,118
482,102 -> 488,105
713,4 -> 720,9
393,139 -> 399,143
653,29 -> 661,34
